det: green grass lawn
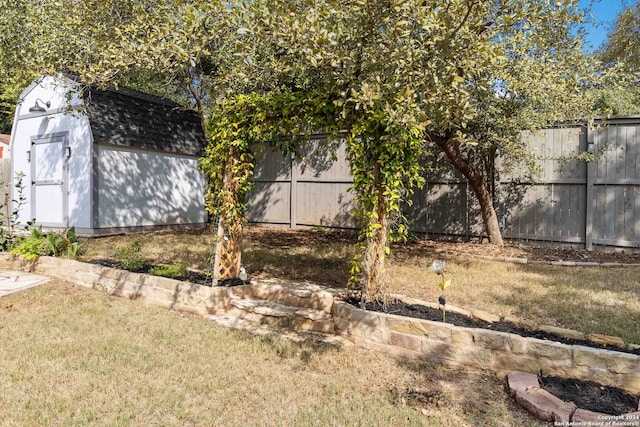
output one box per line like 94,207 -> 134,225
0,282 -> 544,426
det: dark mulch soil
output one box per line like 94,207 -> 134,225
349,298 -> 640,416
90,260 -> 243,287
539,375 -> 639,415
243,226 -> 640,265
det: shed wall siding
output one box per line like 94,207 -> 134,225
11,76 -> 91,229
95,144 -> 206,228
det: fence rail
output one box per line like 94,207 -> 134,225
246,119 -> 640,249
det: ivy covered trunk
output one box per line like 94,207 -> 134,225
361,163 -> 390,301
212,145 -> 243,282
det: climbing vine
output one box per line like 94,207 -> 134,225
201,91 -> 425,300
199,91 -> 334,281
345,107 -> 426,300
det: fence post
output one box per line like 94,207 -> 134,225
585,126 -> 596,250
290,151 -> 297,228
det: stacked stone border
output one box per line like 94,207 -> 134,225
1,254 -> 638,400
507,371 -> 640,424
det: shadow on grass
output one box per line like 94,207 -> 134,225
389,356 -> 545,426
485,263 -> 640,344
242,248 -> 353,288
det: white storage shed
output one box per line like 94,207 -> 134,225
9,75 -> 208,235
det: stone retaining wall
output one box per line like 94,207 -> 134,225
2,253 -> 638,395
0,254 -> 235,316
331,301 -> 640,394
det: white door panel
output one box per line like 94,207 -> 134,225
31,133 -> 68,227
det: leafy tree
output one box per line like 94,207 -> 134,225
600,1 -> 640,72
0,0 -> 228,125
0,0 -> 613,300
240,0 -> 604,298
593,1 -> 640,115
0,111 -> 11,134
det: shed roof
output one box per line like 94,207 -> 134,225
85,86 -> 206,157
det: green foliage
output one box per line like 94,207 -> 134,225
44,227 -> 81,259
10,226 -> 81,261
346,108 -> 426,294
0,0 -> 226,121
0,172 -> 35,251
589,86 -> 640,117
10,226 -> 47,261
200,91 -> 335,234
241,0 -> 612,294
115,239 -> 144,271
148,263 -> 188,279
241,0 -> 620,254
599,1 -> 640,73
0,110 -> 10,134
2,0 -> 623,296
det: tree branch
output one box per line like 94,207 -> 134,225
183,65 -> 206,135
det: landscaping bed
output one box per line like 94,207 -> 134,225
91,259 -> 213,286
354,299 -> 640,355
345,298 -> 640,417
77,228 -> 640,421
539,375 -> 639,415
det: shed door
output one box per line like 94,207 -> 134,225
30,133 -> 69,227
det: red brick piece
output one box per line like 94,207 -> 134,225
515,388 -> 577,422
507,371 -> 539,397
571,408 -> 606,422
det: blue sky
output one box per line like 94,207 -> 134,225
579,0 -> 629,51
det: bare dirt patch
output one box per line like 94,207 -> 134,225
244,226 -> 640,264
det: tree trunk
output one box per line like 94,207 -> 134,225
213,147 -> 243,283
434,138 -> 504,246
361,163 -> 390,301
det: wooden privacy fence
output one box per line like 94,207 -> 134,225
0,158 -> 10,221
246,118 -> 640,249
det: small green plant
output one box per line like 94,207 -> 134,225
67,241 -> 81,259
44,227 -> 81,259
0,172 -> 35,250
148,263 -> 188,279
429,260 -> 451,323
115,239 -> 144,270
10,226 -> 47,261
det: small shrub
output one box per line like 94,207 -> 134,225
44,227 -> 81,259
0,172 -> 35,250
10,226 -> 47,261
115,239 -> 144,270
148,263 -> 188,279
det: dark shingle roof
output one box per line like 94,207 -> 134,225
85,86 -> 206,157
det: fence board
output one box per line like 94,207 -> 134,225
636,186 -> 640,239
627,126 -> 639,179
246,120 -> 640,248
295,182 -> 356,227
246,181 -> 291,225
